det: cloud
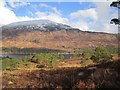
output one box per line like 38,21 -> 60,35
0,1 -> 118,34
69,8 -> 98,32
70,8 -> 98,20
103,24 -> 118,33
0,4 -> 17,25
70,2 -> 118,33
71,21 -> 89,31
0,0 -> 5,7
39,3 -> 61,15
35,12 -> 69,24
0,0 -> 32,25
8,2 -> 30,8
35,12 -> 47,17
78,0 -> 117,2
0,5 -> 33,25
0,0 -> 68,25
47,14 -> 69,24
35,4 -> 69,24
92,2 -> 118,33
17,16 -> 35,22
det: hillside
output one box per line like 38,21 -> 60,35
1,19 -> 118,53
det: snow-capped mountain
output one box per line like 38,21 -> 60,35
1,19 -> 118,53
2,19 -> 73,32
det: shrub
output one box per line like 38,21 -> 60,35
81,51 -> 92,64
31,54 -> 61,68
73,54 -> 81,58
2,57 -> 20,70
6,67 -> 17,71
91,46 -> 112,63
82,51 -> 92,60
30,57 -> 39,63
22,55 -> 33,62
36,64 -> 45,68
45,59 -> 53,68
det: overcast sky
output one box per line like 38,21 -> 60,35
0,0 -> 118,33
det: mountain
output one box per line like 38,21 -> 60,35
2,19 -> 72,32
1,19 -> 118,53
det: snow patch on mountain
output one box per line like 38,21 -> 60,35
2,19 -> 73,32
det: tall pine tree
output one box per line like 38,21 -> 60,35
110,1 -> 120,25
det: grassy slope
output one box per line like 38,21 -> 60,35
2,30 -> 118,51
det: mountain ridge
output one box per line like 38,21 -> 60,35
2,19 -> 117,35
2,19 -> 74,32
1,19 -> 118,53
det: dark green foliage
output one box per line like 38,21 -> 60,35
45,60 -> 53,68
34,53 -> 64,61
82,51 -> 92,60
2,47 -> 65,53
24,53 -> 63,67
36,64 -> 45,68
32,54 -> 63,68
80,46 -> 115,64
75,46 -> 118,55
73,54 -> 81,58
75,48 -> 95,54
30,57 -> 38,63
81,51 -> 92,64
105,46 -> 118,54
91,47 -> 112,63
2,53 -> 64,70
35,54 -> 62,67
2,57 -> 20,70
2,56 -> 32,70
22,55 -> 33,62
2,46 -> 116,70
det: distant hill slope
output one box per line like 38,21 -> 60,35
2,19 -> 118,52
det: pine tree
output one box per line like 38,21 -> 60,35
110,1 -> 120,25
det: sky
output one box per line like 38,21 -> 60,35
0,0 -> 118,33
